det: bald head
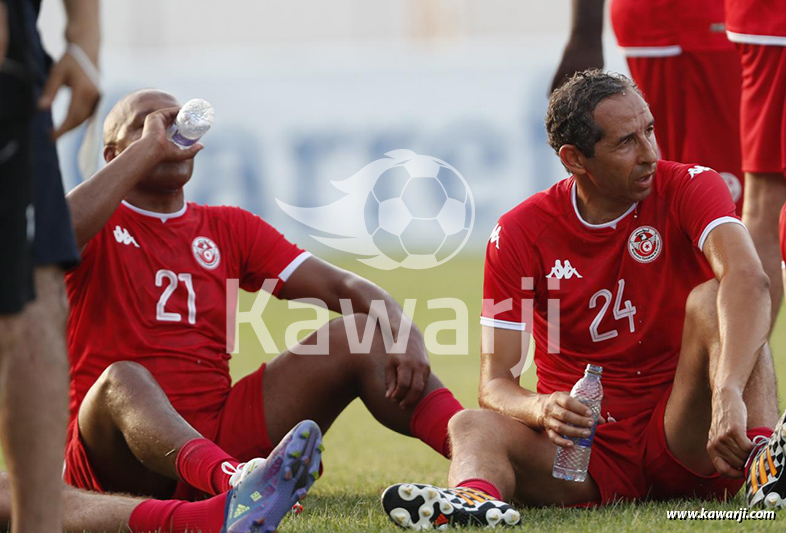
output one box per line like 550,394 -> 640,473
103,89 -> 180,147
101,88 -> 196,191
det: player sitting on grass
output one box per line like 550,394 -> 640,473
382,70 -> 785,529
55,89 -> 463,516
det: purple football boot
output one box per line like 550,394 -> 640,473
222,420 -> 323,533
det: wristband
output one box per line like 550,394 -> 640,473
66,43 -> 101,89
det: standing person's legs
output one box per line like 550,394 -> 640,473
626,49 -> 745,214
743,173 -> 786,331
737,42 -> 786,332
0,27 -> 65,530
1,268 -> 70,532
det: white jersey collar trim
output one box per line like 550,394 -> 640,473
121,200 -> 188,223
571,183 -> 637,230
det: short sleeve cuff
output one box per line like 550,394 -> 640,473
479,316 -> 527,331
698,217 -> 745,252
278,251 -> 312,282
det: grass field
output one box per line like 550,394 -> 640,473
4,254 -> 786,530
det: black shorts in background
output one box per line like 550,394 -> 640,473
30,105 -> 80,270
16,0 -> 80,269
0,63 -> 36,314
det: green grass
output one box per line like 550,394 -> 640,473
5,254 -> 786,530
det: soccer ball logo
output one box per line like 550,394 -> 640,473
277,150 -> 475,270
366,154 -> 472,269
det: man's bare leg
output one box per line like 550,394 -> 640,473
76,360 -> 212,497
742,171 -> 786,333
0,472 -> 141,532
664,280 -> 779,477
0,267 -> 69,533
446,409 -> 600,506
263,313 -> 452,444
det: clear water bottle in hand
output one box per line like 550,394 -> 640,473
552,364 -> 603,482
167,98 -> 214,149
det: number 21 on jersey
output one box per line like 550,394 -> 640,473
156,269 -> 197,324
589,279 -> 636,342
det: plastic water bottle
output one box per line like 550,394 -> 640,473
167,98 -> 214,149
552,364 -> 603,482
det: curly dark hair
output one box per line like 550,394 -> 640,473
545,69 -> 641,158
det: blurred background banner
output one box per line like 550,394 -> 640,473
39,0 -> 628,255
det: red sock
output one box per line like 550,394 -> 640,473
409,388 -> 463,458
128,493 -> 228,533
175,438 -> 240,495
748,427 -> 774,441
457,478 -> 503,501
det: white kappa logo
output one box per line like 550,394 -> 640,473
628,226 -> 662,263
192,236 -> 221,270
113,226 -> 140,248
687,165 -> 712,178
489,223 -> 501,249
546,259 -> 582,280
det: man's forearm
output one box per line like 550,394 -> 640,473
479,377 -> 541,428
63,0 -> 100,63
568,0 -> 605,41
336,274 -> 418,341
66,141 -> 156,249
713,272 -> 771,394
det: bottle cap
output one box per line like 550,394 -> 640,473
585,364 -> 603,375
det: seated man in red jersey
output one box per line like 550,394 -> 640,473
551,0 -> 785,337
381,70 -> 786,529
46,89 -> 463,529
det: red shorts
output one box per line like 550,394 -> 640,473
736,43 -> 786,174
626,50 -> 744,212
588,385 -> 743,504
63,364 -> 274,499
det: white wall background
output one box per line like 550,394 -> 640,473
37,0 -> 628,252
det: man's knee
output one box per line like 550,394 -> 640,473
448,409 -> 504,442
330,312 -> 386,357
685,279 -> 719,336
93,361 -> 155,400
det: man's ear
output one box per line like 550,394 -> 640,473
103,144 -> 117,163
558,144 -> 590,176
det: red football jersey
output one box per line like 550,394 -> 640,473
481,161 -> 739,421
65,201 -> 308,424
612,0 -> 733,55
725,0 -> 786,44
